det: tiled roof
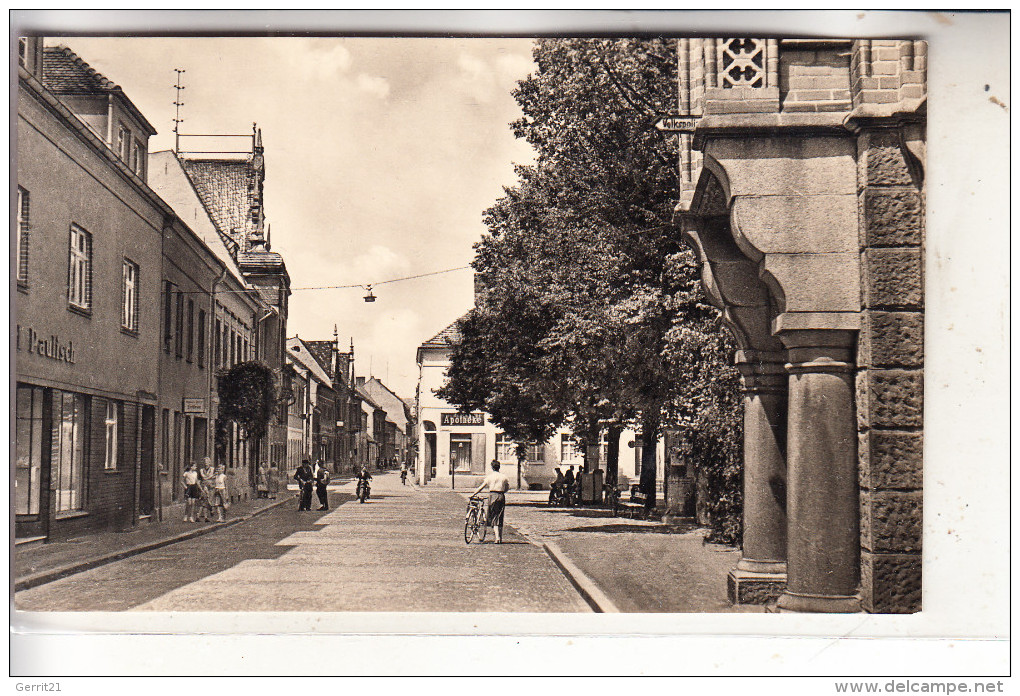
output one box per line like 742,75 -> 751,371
303,341 -> 335,379
420,313 -> 468,348
42,46 -> 156,135
42,46 -> 119,95
180,158 -> 256,243
287,337 -> 332,386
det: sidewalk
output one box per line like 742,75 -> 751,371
447,487 -> 764,613
13,485 -> 328,591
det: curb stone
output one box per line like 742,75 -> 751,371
14,496 -> 293,592
542,541 -> 620,614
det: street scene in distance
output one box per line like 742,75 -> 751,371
15,35 -> 925,614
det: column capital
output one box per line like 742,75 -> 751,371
778,328 -> 856,376
734,350 -> 788,394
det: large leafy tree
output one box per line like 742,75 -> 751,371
441,38 -> 744,540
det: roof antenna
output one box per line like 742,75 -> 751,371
172,69 -> 185,154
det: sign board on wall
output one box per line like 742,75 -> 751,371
441,412 -> 485,427
183,398 -> 206,415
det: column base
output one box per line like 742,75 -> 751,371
775,591 -> 861,613
727,568 -> 787,605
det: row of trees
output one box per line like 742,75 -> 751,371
437,39 -> 744,543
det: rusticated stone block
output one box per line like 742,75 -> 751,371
861,189 -> 923,247
862,248 -> 923,309
858,311 -> 924,367
860,551 -> 921,613
728,570 -> 786,605
858,430 -> 923,490
859,131 -> 914,187
857,369 -> 924,428
860,490 -> 922,553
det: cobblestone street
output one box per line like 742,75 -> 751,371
15,472 -> 590,613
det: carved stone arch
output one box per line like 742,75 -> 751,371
680,167 -> 783,354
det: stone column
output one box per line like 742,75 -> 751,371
728,350 -> 788,605
776,329 -> 861,613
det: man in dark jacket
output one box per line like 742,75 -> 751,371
314,461 -> 331,511
294,459 -> 314,511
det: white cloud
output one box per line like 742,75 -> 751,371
277,39 -> 353,81
350,245 -> 410,281
495,52 -> 534,83
356,73 -> 390,99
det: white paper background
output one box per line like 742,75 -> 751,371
7,9 -> 1011,680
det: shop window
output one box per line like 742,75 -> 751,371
121,259 -> 139,333
17,187 -> 29,287
52,391 -> 87,513
15,386 -> 45,516
104,400 -> 119,470
68,224 -> 92,312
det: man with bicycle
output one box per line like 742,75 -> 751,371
471,459 -> 511,544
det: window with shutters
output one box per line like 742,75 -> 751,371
186,299 -> 194,362
68,224 -> 92,312
122,259 -> 139,333
197,309 -> 206,368
175,292 -> 184,358
163,281 -> 175,353
17,187 -> 29,288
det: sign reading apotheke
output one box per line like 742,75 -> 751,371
441,412 -> 485,427
183,398 -> 206,414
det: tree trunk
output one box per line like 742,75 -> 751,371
640,410 -> 659,509
605,424 -> 622,487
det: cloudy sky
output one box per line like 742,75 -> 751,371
52,36 -> 537,398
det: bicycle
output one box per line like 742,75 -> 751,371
464,495 -> 488,544
604,483 -> 621,517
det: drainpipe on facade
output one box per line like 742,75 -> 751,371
208,268 -> 229,467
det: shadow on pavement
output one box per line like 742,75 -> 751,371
561,522 -> 702,535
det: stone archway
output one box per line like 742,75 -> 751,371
682,131 -> 864,613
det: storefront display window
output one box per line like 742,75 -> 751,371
15,385 -> 44,515
52,390 -> 87,513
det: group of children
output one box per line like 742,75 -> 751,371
181,457 -> 229,523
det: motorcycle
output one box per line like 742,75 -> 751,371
356,479 -> 371,503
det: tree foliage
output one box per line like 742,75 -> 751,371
217,361 -> 278,439
440,38 -> 744,543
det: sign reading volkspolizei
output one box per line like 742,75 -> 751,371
441,412 -> 485,427
654,115 -> 697,133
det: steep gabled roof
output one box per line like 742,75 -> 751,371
287,337 -> 332,386
179,158 -> 257,242
420,313 -> 468,349
42,45 -> 156,135
303,340 -> 335,379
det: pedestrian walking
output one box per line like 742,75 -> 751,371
471,459 -> 511,544
212,466 -> 229,522
314,460 -> 331,510
268,462 -> 280,499
257,462 -> 270,499
400,461 -> 408,485
197,457 -> 216,522
182,463 -> 201,522
294,458 -> 314,511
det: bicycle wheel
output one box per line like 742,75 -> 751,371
464,509 -> 477,544
477,509 -> 487,542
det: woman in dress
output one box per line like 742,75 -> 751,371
257,462 -> 270,499
212,465 -> 229,522
197,457 -> 216,523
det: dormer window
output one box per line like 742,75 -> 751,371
117,122 -> 130,162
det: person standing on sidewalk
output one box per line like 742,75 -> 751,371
471,460 -> 511,544
212,466 -> 229,522
182,463 -> 201,522
197,457 -> 216,522
314,460 -> 331,510
294,459 -> 314,511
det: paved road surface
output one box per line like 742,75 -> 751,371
15,472 -> 589,613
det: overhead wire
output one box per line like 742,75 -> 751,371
167,264 -> 473,295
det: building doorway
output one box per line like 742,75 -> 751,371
139,405 -> 155,516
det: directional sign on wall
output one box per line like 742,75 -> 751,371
654,115 -> 698,133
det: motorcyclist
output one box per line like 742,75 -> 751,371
356,466 -> 373,500
400,462 -> 408,485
